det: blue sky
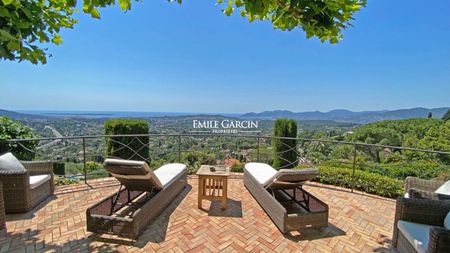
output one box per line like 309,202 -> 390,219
1,0 -> 449,113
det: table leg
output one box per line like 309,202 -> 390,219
198,176 -> 203,209
221,178 -> 227,210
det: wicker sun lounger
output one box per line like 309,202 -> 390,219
244,162 -> 328,233
86,159 -> 187,238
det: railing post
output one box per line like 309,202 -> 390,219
256,137 -> 260,162
177,135 -> 181,163
83,137 -> 87,184
351,144 -> 357,193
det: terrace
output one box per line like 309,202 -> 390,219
0,134 -> 449,252
2,177 -> 394,252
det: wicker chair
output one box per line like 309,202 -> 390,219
0,161 -> 54,213
393,197 -> 450,253
405,177 -> 450,200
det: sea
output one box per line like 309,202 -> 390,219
17,110 -> 240,119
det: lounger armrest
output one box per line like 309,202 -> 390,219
409,188 -> 450,201
428,227 -> 450,253
395,197 -> 450,226
405,177 -> 444,192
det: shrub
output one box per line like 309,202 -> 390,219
0,117 -> 39,160
86,161 -> 104,173
53,162 -> 65,175
105,119 -> 150,162
361,161 -> 449,180
321,160 -> 450,181
299,165 -> 404,198
182,152 -> 216,174
54,176 -> 79,186
230,163 -> 244,172
272,119 -> 297,169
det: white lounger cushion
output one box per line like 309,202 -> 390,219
244,162 -> 319,188
435,180 -> 450,195
397,220 -> 435,253
29,174 -> 51,189
244,163 -> 277,185
154,163 -> 187,189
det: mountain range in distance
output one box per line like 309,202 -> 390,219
241,107 -> 449,124
0,107 -> 449,124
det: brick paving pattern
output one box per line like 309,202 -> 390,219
0,176 -> 395,252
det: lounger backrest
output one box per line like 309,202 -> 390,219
263,168 -> 319,189
104,159 -> 163,191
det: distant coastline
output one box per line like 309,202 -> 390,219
16,110 -> 239,119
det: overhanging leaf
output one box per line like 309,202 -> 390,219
1,0 -> 13,6
0,29 -> 16,41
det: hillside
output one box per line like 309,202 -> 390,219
0,109 -> 46,120
241,107 -> 450,124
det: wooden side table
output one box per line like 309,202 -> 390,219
197,165 -> 230,210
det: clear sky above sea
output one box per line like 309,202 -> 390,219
1,0 -> 449,113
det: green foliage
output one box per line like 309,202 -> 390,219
86,161 -> 104,173
1,0 -> 366,64
0,0 -> 77,64
349,118 -> 442,145
182,151 -> 216,174
65,162 -> 84,175
0,117 -> 39,160
306,165 -> 404,198
346,118 -> 449,163
0,0 -> 131,64
272,118 -> 297,169
362,161 -> 450,180
230,163 -> 244,172
54,176 -> 79,186
53,161 -> 65,175
104,119 -> 150,161
323,160 -> 450,181
221,0 -> 366,43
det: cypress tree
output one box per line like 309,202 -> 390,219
272,119 -> 298,169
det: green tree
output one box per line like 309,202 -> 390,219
1,0 -> 366,64
442,109 -> 450,121
0,117 -> 39,160
428,112 -> 433,118
272,118 -> 297,169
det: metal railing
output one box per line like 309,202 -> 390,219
5,133 -> 450,196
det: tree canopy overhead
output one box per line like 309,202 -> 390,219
0,0 -> 366,64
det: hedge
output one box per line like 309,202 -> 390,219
300,165 -> 404,198
322,160 -> 450,180
104,119 -> 150,162
272,118 -> 297,169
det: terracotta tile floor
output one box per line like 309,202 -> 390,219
0,176 -> 396,252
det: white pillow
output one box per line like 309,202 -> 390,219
0,152 -> 27,173
444,211 -> 450,230
435,180 -> 450,196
